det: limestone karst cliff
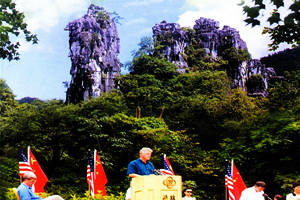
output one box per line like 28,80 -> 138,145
65,5 -> 278,101
65,4 -> 121,104
152,18 -> 276,96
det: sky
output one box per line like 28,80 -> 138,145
0,0 -> 293,100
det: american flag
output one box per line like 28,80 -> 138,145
160,154 -> 175,175
225,162 -> 235,200
19,148 -> 33,177
87,150 -> 95,197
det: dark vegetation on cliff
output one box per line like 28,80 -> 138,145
261,46 -> 300,76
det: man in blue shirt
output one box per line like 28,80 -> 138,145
127,147 -> 156,178
126,147 -> 156,200
17,172 -> 64,200
17,172 -> 42,200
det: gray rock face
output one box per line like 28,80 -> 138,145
152,17 -> 274,96
65,4 -> 120,104
244,60 -> 276,96
152,20 -> 189,73
220,25 -> 247,51
153,18 -> 248,64
193,18 -> 221,57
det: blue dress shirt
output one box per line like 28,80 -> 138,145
127,158 -> 155,175
17,183 -> 43,200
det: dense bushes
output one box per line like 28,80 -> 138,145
0,58 -> 299,199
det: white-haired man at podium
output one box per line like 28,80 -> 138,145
126,147 -> 156,199
127,147 -> 156,178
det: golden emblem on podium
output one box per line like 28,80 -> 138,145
131,175 -> 182,200
163,176 -> 176,189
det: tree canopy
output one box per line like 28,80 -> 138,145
242,0 -> 300,50
0,0 -> 38,61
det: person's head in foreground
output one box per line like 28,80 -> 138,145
22,172 -> 37,187
184,188 -> 193,197
292,182 -> 300,195
254,181 -> 266,192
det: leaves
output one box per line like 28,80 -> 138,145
270,0 -> 284,8
242,0 -> 300,50
243,6 -> 261,20
0,0 -> 38,61
268,10 -> 281,25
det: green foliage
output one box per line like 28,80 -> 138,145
154,31 -> 174,45
184,38 -> 207,68
241,0 -> 300,50
4,189 -> 125,200
118,74 -> 171,117
181,27 -> 195,33
183,30 -> 228,71
220,47 -> 251,67
79,90 -> 128,118
96,10 -> 110,27
153,31 -> 176,58
220,110 -> 299,189
129,54 -> 178,80
0,0 -> 38,61
261,46 -> 300,76
131,36 -> 154,58
246,74 -> 265,93
0,78 -> 17,115
0,156 -> 19,200
1,32 -> 299,199
267,70 -> 300,110
219,47 -> 251,80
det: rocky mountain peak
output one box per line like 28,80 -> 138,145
65,4 -> 121,104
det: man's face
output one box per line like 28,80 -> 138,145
184,190 -> 193,197
140,150 -> 152,161
26,177 -> 37,187
294,186 -> 300,194
255,186 -> 265,192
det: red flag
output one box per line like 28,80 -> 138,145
28,146 -> 48,193
94,149 -> 107,197
231,160 -> 246,200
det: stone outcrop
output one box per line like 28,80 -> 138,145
65,4 -> 120,104
239,60 -> 276,96
193,18 -> 247,57
152,20 -> 189,73
152,17 -> 275,96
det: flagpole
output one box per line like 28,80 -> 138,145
27,146 -> 35,192
88,149 -> 91,200
230,159 -> 233,200
225,160 -> 228,200
18,145 -> 22,184
88,184 -> 91,200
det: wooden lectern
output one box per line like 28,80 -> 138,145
131,175 -> 182,200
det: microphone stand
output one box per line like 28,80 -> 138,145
154,169 -> 163,175
263,194 -> 272,200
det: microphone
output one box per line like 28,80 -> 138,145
263,193 -> 272,200
154,169 -> 162,175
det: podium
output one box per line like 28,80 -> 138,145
131,175 -> 182,200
